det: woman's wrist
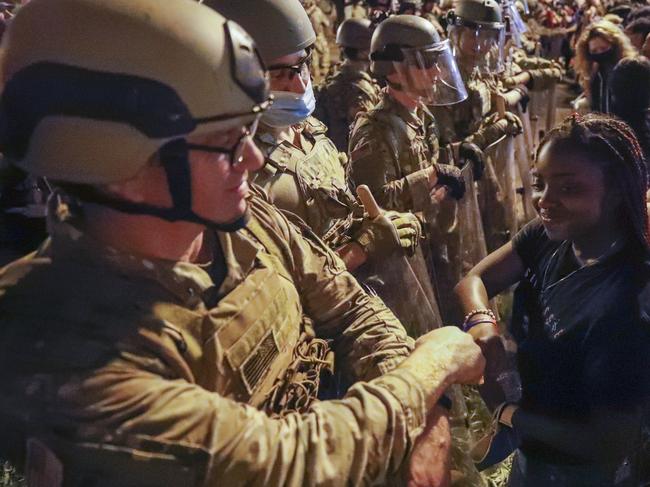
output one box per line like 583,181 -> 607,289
462,308 -> 497,332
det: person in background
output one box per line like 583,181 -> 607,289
574,19 -> 636,113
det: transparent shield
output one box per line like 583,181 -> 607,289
354,249 -> 443,339
448,23 -> 505,75
393,40 -> 468,106
458,164 -> 488,273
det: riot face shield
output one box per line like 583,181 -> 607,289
503,0 -> 527,47
393,40 -> 469,105
448,22 -> 505,75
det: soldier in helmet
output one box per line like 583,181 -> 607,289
211,0 -> 422,274
0,0 -> 486,485
301,0 -> 332,83
314,17 -> 381,151
348,14 -> 469,214
441,0 -> 525,251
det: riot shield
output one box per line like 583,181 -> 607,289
457,161 -> 488,275
513,106 -> 537,223
354,186 -> 444,338
491,135 -> 518,243
544,81 -> 558,133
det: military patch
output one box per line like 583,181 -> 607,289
240,328 -> 280,395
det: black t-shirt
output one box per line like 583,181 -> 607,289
510,218 -> 650,462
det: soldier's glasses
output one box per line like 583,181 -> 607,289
268,50 -> 313,82
185,117 -> 260,167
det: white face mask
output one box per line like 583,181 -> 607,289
261,79 -> 316,128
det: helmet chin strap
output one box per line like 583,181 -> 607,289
71,139 -> 250,233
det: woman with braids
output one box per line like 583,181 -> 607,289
455,113 -> 650,486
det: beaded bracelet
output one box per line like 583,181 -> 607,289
462,308 -> 497,332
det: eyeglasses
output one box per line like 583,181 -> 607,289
185,117 -> 260,166
268,50 -> 313,82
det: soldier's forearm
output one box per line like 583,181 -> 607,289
501,89 -> 525,109
467,119 -> 509,150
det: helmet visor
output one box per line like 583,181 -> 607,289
448,23 -> 505,74
504,2 -> 527,47
393,40 -> 468,106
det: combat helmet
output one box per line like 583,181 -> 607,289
370,15 -> 467,104
447,0 -> 506,73
0,0 -> 270,229
336,18 -> 374,51
206,0 -> 316,65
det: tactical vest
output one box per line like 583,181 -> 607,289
356,102 -> 439,179
254,118 -> 358,243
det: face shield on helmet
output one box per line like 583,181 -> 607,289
448,21 -> 505,74
392,39 -> 468,105
502,0 -> 527,47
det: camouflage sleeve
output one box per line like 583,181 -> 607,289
527,68 -> 562,91
264,198 -> 415,379
465,114 -> 510,150
67,352 -> 427,487
348,125 -> 431,213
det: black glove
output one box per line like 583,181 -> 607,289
458,141 -> 485,182
434,163 -> 466,200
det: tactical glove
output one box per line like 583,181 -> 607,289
459,141 -> 485,181
354,210 -> 422,260
433,163 -> 466,200
386,210 -> 422,256
503,111 -> 523,136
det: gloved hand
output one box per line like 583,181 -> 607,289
503,111 -> 523,136
386,210 -> 422,256
458,141 -> 485,181
354,210 -> 422,260
433,163 -> 466,200
471,403 -> 520,471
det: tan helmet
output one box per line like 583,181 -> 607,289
205,0 -> 316,64
0,0 -> 270,185
336,18 -> 374,50
370,14 -> 442,77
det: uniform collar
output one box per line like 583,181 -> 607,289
383,90 -> 426,127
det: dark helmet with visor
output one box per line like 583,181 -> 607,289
371,14 -> 467,105
447,0 -> 506,74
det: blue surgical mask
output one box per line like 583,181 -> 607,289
261,79 -> 316,128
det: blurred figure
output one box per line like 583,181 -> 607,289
625,16 -> 650,51
611,56 -> 650,162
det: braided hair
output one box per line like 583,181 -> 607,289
537,113 -> 650,253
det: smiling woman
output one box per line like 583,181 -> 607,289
455,113 -> 650,486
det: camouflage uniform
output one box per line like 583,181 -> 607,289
348,91 -> 441,213
252,117 -> 363,250
304,0 -> 332,83
347,91 -> 461,322
0,192 -> 426,486
314,60 -> 381,151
